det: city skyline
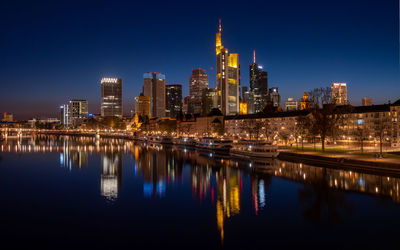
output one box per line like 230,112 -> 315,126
1,0 -> 399,119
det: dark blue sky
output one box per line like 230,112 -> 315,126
1,0 -> 399,119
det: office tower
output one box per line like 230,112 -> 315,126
285,98 -> 298,111
249,50 -> 268,113
268,87 -> 280,108
239,102 -> 248,115
59,104 -> 70,126
362,97 -> 372,106
166,84 -> 182,119
134,95 -> 151,117
2,112 -> 13,122
189,68 -> 208,115
69,100 -> 88,126
300,92 -> 311,110
143,72 -> 166,117
331,82 -> 347,105
101,77 -> 122,117
241,86 -> 248,101
216,19 -> 240,116
183,96 -> 190,115
202,88 -> 219,116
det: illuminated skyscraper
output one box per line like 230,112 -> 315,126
166,84 -> 182,118
331,82 -> 347,105
202,88 -> 219,116
143,72 -> 166,117
59,104 -> 69,126
134,95 -> 151,117
249,50 -> 268,113
69,99 -> 88,126
268,87 -> 280,108
101,77 -> 122,117
216,19 -> 240,116
189,68 -> 208,115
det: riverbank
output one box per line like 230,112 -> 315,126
278,151 -> 400,175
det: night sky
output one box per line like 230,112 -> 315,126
1,0 -> 399,119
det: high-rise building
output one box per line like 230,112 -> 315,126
300,92 -> 311,110
362,97 -> 372,106
69,100 -> 88,126
239,102 -> 248,115
189,69 -> 208,115
331,82 -> 347,105
143,72 -> 166,118
216,19 -> 240,116
101,77 -> 122,117
241,86 -> 248,101
268,87 -> 280,108
166,84 -> 182,119
59,104 -> 69,126
2,112 -> 13,122
134,95 -> 151,117
285,98 -> 298,111
249,50 -> 268,113
202,88 -> 219,116
183,96 -> 190,115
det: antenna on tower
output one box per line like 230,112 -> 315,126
219,18 -> 221,32
253,50 -> 256,64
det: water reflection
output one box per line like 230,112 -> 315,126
2,135 -> 400,243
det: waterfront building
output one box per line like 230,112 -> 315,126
268,87 -> 280,108
300,92 -> 311,110
166,84 -> 182,119
362,97 -> 372,106
58,104 -> 69,126
250,50 -> 268,113
215,19 -> 240,116
143,72 -> 166,118
189,69 -> 208,115
202,88 -> 219,116
183,96 -> 190,115
2,112 -> 13,122
69,100 -> 88,127
101,77 -> 122,117
331,82 -> 347,105
134,95 -> 151,118
285,98 -> 298,111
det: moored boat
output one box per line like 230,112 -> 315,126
230,139 -> 279,158
196,137 -> 232,155
173,137 -> 197,147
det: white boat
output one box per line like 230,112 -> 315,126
173,137 -> 197,147
196,137 -> 232,155
230,140 -> 279,158
148,135 -> 173,145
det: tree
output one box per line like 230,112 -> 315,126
375,112 -> 391,156
352,123 -> 371,153
240,119 -> 264,139
307,88 -> 350,152
295,115 -> 310,150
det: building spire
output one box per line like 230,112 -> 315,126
219,18 -> 221,33
253,50 -> 256,64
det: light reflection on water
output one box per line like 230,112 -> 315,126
1,135 -> 400,247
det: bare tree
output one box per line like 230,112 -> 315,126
375,112 -> 391,156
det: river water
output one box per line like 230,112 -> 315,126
0,135 -> 399,248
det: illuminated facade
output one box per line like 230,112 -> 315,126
2,112 -> 13,122
362,97 -> 372,106
59,104 -> 69,126
69,99 -> 88,127
300,92 -> 311,110
285,98 -> 298,111
189,68 -> 208,115
250,50 -> 268,113
268,87 -> 280,108
202,88 -> 219,116
331,82 -> 347,105
216,19 -> 240,116
101,77 -> 122,117
166,84 -> 182,118
134,95 -> 151,117
143,72 -> 166,118
239,101 -> 248,115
